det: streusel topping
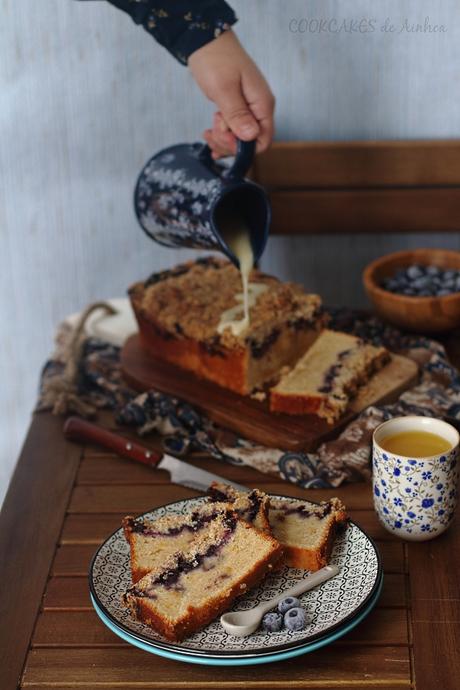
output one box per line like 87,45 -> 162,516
131,257 -> 323,348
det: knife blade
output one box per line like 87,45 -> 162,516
63,416 -> 248,493
157,454 -> 247,493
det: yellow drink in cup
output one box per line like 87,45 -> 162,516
372,416 -> 459,541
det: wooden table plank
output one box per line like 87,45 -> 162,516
410,621 -> 458,690
408,516 -> 460,603
51,542 -> 405,577
75,456 -> 394,533
77,454 -> 273,485
412,599 -> 460,621
61,513 -> 129,544
60,508 -> 393,545
407,510 -> 460,690
68,484 -> 198,513
20,682 -> 412,689
21,646 -> 411,688
0,415 -> 82,690
67,483 -> 374,514
32,608 -> 409,648
43,577 -> 93,610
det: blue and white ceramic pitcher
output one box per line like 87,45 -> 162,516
134,139 -> 270,266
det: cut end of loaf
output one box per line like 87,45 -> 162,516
270,329 -> 389,422
269,497 -> 348,570
129,258 -> 324,395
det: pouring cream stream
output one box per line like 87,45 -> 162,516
218,221 -> 267,336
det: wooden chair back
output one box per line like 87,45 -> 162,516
252,141 -> 460,234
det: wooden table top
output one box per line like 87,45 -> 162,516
0,408 -> 459,689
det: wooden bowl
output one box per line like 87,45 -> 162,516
363,248 -> 460,333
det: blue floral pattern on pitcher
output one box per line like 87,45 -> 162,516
134,141 -> 270,262
136,151 -> 222,249
373,445 -> 458,539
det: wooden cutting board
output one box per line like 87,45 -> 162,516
121,334 -> 419,452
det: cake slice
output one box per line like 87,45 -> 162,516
207,482 -> 272,534
129,257 -> 324,395
207,483 -> 348,572
122,509 -> 283,641
268,497 -> 348,570
123,503 -> 237,584
270,329 -> 389,423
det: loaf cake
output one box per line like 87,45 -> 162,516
123,503 -> 243,584
207,483 -> 347,571
269,497 -> 348,570
207,483 -> 271,534
129,257 -> 324,395
270,329 -> 389,423
122,509 -> 283,641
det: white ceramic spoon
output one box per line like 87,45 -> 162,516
220,564 -> 340,637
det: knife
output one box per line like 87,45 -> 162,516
63,416 -> 248,493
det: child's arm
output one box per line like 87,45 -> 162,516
89,1 -> 275,156
189,29 -> 275,157
103,0 -> 238,65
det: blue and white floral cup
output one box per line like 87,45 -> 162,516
372,416 -> 459,541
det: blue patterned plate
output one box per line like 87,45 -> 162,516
89,494 -> 382,660
91,575 -> 383,666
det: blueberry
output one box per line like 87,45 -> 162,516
278,596 -> 301,614
394,269 -> 407,280
426,265 -> 441,276
262,612 -> 283,633
407,264 -> 424,280
412,277 -> 430,290
437,289 -> 452,297
444,270 -> 456,281
393,272 -> 409,287
382,278 -> 398,292
284,607 -> 307,631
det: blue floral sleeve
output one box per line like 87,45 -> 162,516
101,1 -> 237,64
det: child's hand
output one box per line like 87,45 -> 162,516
188,30 -> 275,159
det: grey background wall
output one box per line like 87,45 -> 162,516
1,0 -> 460,505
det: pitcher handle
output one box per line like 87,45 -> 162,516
199,139 -> 256,179
227,139 -> 256,179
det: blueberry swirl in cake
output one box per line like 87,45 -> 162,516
207,482 -> 348,572
122,509 -> 283,641
123,503 -> 240,584
270,329 -> 389,423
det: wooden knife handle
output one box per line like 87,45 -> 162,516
63,416 -> 162,467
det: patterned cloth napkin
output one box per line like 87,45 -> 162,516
37,308 -> 460,489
